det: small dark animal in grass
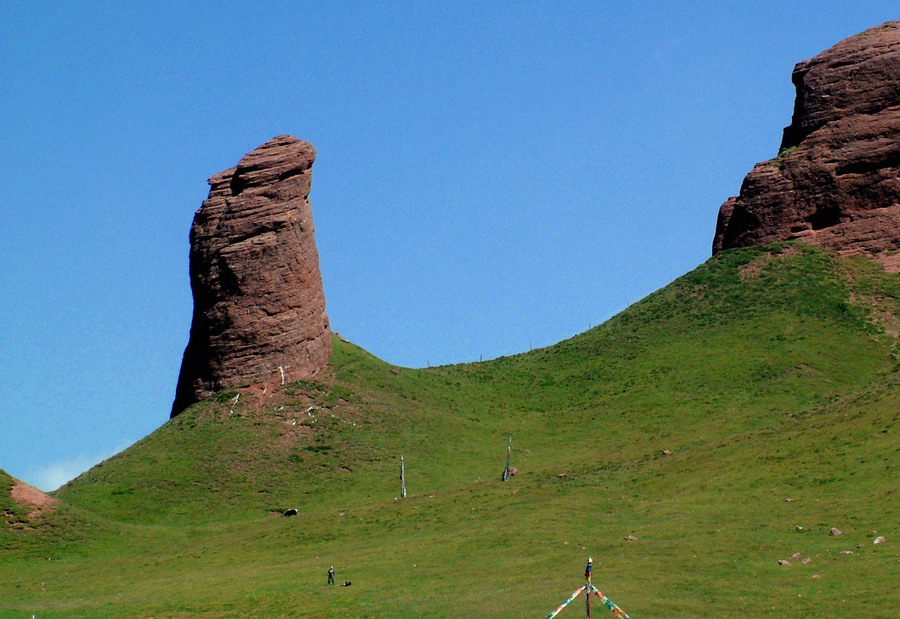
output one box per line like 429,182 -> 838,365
284,508 -> 298,516
342,581 -> 352,587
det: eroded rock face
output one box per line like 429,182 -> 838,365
171,136 -> 331,417
713,22 -> 900,270
7,476 -> 58,521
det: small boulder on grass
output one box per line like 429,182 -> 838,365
778,559 -> 791,566
873,536 -> 886,544
829,527 -> 843,536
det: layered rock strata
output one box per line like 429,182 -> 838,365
171,136 -> 331,417
713,21 -> 900,270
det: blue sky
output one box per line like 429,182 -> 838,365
2,2 -> 897,490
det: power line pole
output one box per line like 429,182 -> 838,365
400,455 -> 407,498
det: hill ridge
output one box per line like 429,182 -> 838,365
6,246 -> 899,616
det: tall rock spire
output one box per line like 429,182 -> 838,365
171,135 -> 331,417
713,21 -> 900,271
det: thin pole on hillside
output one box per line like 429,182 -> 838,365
400,455 -> 407,498
544,558 -> 632,618
585,557 -> 592,619
502,437 -> 511,481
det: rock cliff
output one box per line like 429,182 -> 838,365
713,21 -> 900,271
171,136 -> 331,417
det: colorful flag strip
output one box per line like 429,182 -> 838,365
590,585 -> 632,618
545,585 -> 586,619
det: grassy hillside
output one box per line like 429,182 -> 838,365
2,243 -> 897,617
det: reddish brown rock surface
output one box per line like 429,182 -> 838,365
6,476 -> 57,522
713,22 -> 900,270
171,136 -> 331,417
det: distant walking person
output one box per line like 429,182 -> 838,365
327,566 -> 335,585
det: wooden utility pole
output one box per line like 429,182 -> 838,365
400,455 -> 407,498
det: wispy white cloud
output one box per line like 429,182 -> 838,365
28,441 -> 132,492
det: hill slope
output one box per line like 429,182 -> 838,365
2,243 -> 898,617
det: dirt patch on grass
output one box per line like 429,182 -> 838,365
9,478 -> 57,520
278,420 -> 314,449
739,257 -> 768,281
869,295 -> 900,337
873,251 -> 900,274
243,382 -> 281,414
739,246 -> 800,280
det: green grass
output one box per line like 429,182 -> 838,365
2,243 -> 898,617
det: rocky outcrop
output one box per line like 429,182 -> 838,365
171,136 -> 331,417
4,474 -> 58,524
713,22 -> 900,270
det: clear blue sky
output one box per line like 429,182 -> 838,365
2,2 -> 896,490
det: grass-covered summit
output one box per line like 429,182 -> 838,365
2,243 -> 898,617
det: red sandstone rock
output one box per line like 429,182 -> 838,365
713,22 -> 900,270
171,136 -> 331,417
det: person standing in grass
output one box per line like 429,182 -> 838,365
327,566 -> 335,585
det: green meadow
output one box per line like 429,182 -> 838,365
2,243 -> 898,617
